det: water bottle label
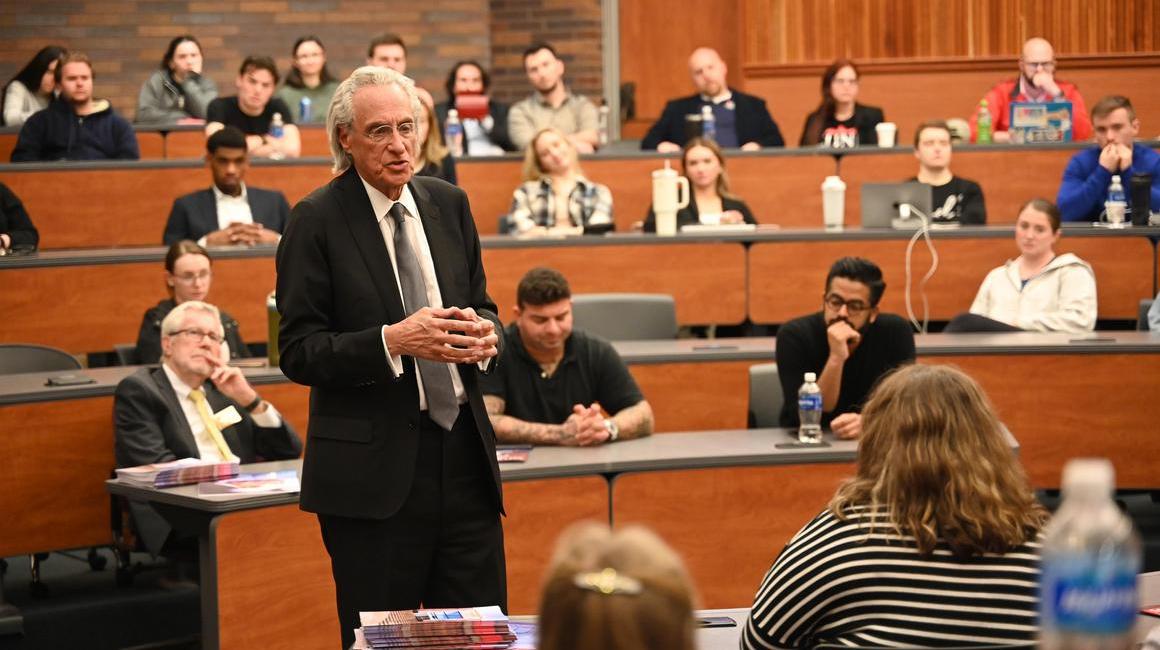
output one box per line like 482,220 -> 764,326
1041,552 -> 1137,634
798,394 -> 822,411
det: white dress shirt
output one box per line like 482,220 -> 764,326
195,183 -> 254,247
358,176 -> 481,410
162,362 -> 282,462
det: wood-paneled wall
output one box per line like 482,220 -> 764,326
741,0 -> 1160,64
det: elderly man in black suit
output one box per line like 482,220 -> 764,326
113,300 -> 302,555
275,66 -> 505,649
641,47 -> 784,152
162,126 -> 290,246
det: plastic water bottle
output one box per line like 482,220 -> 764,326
445,108 -> 464,157
976,100 -> 992,144
1105,174 -> 1128,227
299,96 -> 312,123
797,372 -> 822,444
268,112 -> 285,160
1039,458 -> 1140,650
598,105 -> 610,147
700,105 -> 716,142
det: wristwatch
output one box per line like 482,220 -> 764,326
603,418 -> 619,442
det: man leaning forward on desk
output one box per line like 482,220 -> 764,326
275,66 -> 506,649
113,300 -> 302,557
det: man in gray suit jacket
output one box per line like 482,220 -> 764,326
162,126 -> 290,246
113,300 -> 301,555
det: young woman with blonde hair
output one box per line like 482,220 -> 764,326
744,363 -> 1046,648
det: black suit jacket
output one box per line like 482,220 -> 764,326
275,169 -> 504,521
0,181 -> 38,249
162,186 -> 291,245
435,98 -> 517,153
113,366 -> 303,553
640,89 -> 785,149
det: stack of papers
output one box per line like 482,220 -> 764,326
115,458 -> 239,488
496,445 -> 532,463
197,470 -> 300,495
354,606 -> 516,649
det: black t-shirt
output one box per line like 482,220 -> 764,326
206,96 -> 295,135
800,103 -> 885,148
774,311 -> 915,427
907,175 -> 987,225
479,326 -> 644,425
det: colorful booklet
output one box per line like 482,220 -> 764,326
196,470 -> 300,495
115,458 -> 239,488
357,606 -> 515,649
496,445 -> 532,463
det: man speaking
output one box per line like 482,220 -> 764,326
275,66 -> 505,648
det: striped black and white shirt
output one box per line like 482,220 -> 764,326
742,505 -> 1041,649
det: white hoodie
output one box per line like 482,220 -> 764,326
969,252 -> 1097,333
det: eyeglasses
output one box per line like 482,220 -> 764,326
171,328 -> 224,344
365,122 -> 416,142
1021,60 -> 1056,71
173,271 -> 212,284
824,293 -> 871,314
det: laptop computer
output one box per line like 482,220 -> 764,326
860,182 -> 933,229
1009,101 -> 1074,143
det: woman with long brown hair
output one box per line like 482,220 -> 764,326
800,59 -> 885,147
744,364 -> 1046,648
643,137 -> 756,232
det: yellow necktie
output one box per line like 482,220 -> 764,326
189,387 -> 234,461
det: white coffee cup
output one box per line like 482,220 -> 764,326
821,176 -> 846,230
875,122 -> 897,148
652,164 -> 689,236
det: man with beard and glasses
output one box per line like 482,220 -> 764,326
773,257 -> 915,439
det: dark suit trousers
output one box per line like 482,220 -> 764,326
318,405 -> 507,649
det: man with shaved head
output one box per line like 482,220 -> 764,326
969,37 -> 1092,143
641,46 -> 784,152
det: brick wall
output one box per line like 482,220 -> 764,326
0,1 -> 606,125
0,0 -> 495,122
487,0 -> 604,106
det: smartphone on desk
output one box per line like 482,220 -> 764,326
696,616 -> 737,628
45,374 -> 96,387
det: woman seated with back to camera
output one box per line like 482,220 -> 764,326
643,137 -> 756,232
537,521 -> 696,650
507,127 -> 613,236
136,240 -> 251,363
799,59 -> 885,148
946,198 -> 1096,333
743,364 -> 1045,649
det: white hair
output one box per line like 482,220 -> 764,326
327,65 -> 423,175
161,300 -> 223,337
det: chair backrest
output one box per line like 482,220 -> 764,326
1138,298 -> 1154,331
570,293 -> 678,341
0,344 -> 82,375
747,362 -> 783,428
113,343 -> 142,366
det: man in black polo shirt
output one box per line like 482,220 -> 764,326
775,257 -> 915,439
205,55 -> 300,159
481,267 -> 654,445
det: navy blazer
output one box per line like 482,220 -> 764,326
162,186 -> 291,245
276,170 -> 505,520
113,366 -> 302,553
641,89 -> 785,149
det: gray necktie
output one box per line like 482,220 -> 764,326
388,202 -> 460,430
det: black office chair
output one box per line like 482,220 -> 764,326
747,363 -> 783,428
1139,298 -> 1154,331
113,343 -> 142,366
571,293 -> 678,341
0,344 -> 80,375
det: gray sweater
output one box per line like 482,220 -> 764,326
136,69 -> 217,123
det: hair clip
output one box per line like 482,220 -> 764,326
572,568 -> 642,596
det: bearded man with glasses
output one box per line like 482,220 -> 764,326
773,257 -> 915,440
969,36 -> 1092,143
114,299 -> 302,555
